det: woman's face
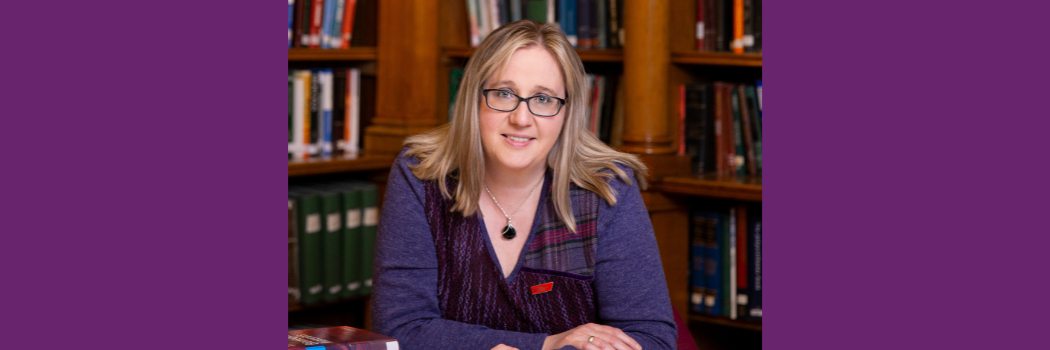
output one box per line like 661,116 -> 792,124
478,46 -> 567,175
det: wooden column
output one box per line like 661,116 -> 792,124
365,0 -> 444,154
621,0 -> 690,180
621,0 -> 673,155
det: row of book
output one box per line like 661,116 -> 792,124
288,0 -> 372,49
689,204 -> 762,321
466,0 -> 625,50
447,68 -> 625,146
288,69 -> 367,160
289,181 -> 379,307
678,81 -> 763,177
695,0 -> 762,53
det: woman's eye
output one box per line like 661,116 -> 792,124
534,96 -> 550,104
497,91 -> 513,99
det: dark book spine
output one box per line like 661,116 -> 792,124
596,0 -> 607,49
746,85 -> 762,174
498,0 -> 509,27
333,69 -> 347,152
577,0 -> 591,49
321,190 -> 343,302
735,204 -> 749,319
525,0 -> 546,23
730,85 -> 746,177
339,185 -> 363,297
703,0 -> 715,51
289,198 -> 301,306
296,191 -> 323,306
707,212 -> 722,315
713,0 -> 723,51
738,83 -> 756,176
749,212 -> 762,319
684,83 -> 707,175
690,211 -> 707,313
298,0 -> 312,47
608,0 -> 619,48
289,72 -> 294,159
309,0 -> 325,48
599,74 -> 618,143
350,0 -> 376,47
743,0 -> 754,52
309,71 -> 321,156
359,182 -> 379,295
754,0 -> 761,52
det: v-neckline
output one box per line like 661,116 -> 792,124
478,170 -> 551,286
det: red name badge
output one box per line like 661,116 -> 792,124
530,282 -> 554,295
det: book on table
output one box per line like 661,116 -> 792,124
288,326 -> 398,349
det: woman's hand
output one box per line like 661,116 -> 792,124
542,323 -> 642,350
490,344 -> 519,350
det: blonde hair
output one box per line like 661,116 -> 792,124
404,20 -> 647,233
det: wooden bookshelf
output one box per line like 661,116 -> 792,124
689,313 -> 763,332
444,47 -> 624,62
657,174 -> 762,202
671,52 -> 762,67
288,47 -> 378,62
288,153 -> 396,177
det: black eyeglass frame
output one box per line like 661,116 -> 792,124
480,88 -> 567,117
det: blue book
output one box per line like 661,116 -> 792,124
320,0 -> 336,48
559,0 -> 577,47
332,0 -> 346,49
289,0 -> 295,48
689,211 -> 707,313
321,69 -> 333,157
748,208 -> 762,320
704,211 -> 722,316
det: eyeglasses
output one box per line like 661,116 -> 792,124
481,89 -> 566,117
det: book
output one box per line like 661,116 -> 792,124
467,0 -> 482,46
357,181 -> 379,295
732,0 -> 743,53
510,0 -> 522,22
705,211 -> 722,315
748,207 -> 762,320
330,0 -> 346,49
577,0 -> 592,49
683,83 -> 709,175
289,72 -> 295,159
689,210 -> 707,313
608,0 -> 620,48
596,0 -> 607,49
320,0 -> 336,48
730,85 -> 746,176
745,84 -> 762,174
290,189 -> 323,306
316,186 -> 344,302
341,0 -> 358,48
559,0 -> 578,46
298,0 -> 312,47
524,0 -> 546,23
334,183 -> 364,298
726,208 -> 736,318
289,198 -> 301,307
738,83 -> 756,176
321,69 -> 334,157
498,0 -> 509,28
743,0 -> 754,52
695,0 -> 704,50
309,0 -> 325,48
289,0 -> 296,48
609,78 -> 625,147
309,71 -> 320,157
735,204 -> 749,319
346,68 -> 361,155
288,326 -> 399,350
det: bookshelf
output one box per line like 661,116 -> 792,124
289,0 -> 761,347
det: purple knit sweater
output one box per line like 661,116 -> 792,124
372,149 -> 677,350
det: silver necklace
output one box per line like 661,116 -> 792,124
484,178 -> 543,240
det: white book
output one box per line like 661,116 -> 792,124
347,68 -> 361,155
477,0 -> 489,42
321,70 -> 334,156
292,71 -> 307,160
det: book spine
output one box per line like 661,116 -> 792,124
498,0 -> 509,27
703,0 -> 715,51
322,70 -> 334,157
596,0 -> 607,49
739,83 -> 756,176
750,213 -> 762,319
689,211 -> 707,313
707,212 -> 722,315
730,85 -> 745,177
608,0 -> 619,48
746,85 -> 762,174
331,0 -> 345,49
722,83 -> 736,177
713,83 -> 724,175
489,0 -> 501,35
310,0 -> 324,48
289,0 -> 295,48
743,0 -> 754,52
321,190 -> 343,302
359,183 -> 379,295
754,0 -> 761,52
560,0 -> 578,46
695,0 -> 704,51
289,72 -> 295,159
732,0 -> 743,53
342,186 -> 363,297
727,208 -> 736,319
303,72 -> 314,158
320,0 -> 335,48
342,0 -> 357,48
713,0 -> 723,51
348,68 -> 360,154
546,0 -> 555,24
297,192 -> 323,305
510,0 -> 522,22
736,204 -> 749,319
684,84 -> 707,175
466,0 -> 481,47
298,0 -> 312,47
577,0 -> 590,49
333,70 -> 346,152
289,198 -> 301,306
293,71 -> 306,159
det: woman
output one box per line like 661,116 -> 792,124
372,20 -> 677,350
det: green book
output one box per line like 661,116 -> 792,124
311,186 -> 344,303
356,181 -> 379,296
448,68 -> 465,122
290,188 -> 323,306
289,197 -> 301,308
745,85 -> 762,175
730,86 -> 747,177
325,181 -> 364,299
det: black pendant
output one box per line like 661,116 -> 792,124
501,223 -> 516,240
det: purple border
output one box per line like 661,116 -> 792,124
766,1 -> 1049,349
7,1 -> 285,348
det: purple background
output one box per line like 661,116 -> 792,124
3,0 -> 1048,349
